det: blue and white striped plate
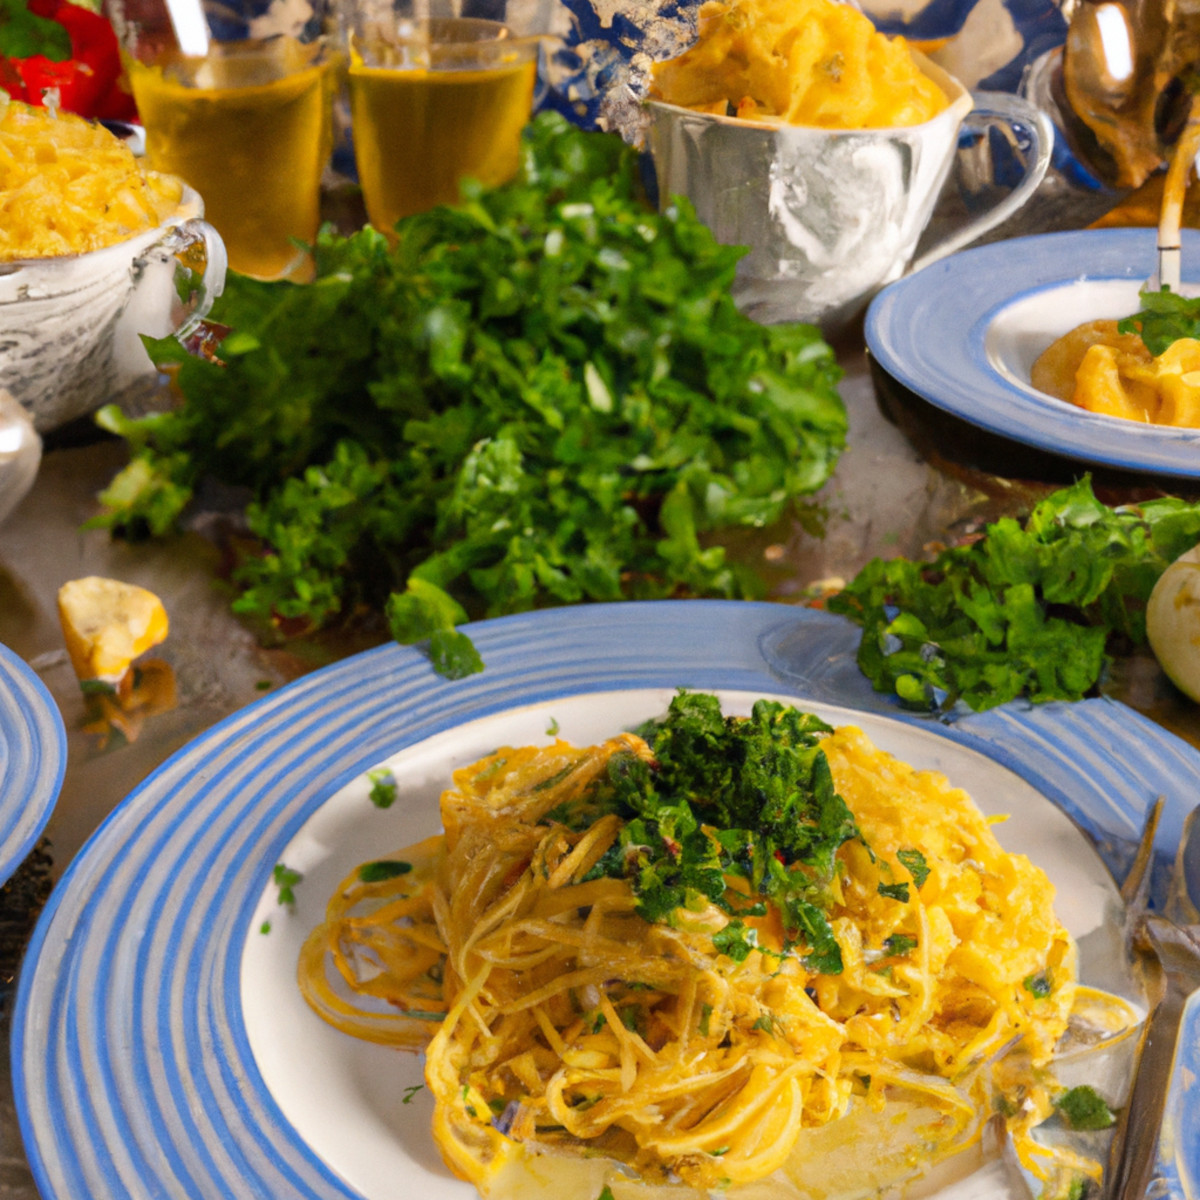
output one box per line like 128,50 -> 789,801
12,601 -> 1200,1200
0,641 -> 64,888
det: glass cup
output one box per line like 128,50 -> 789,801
343,11 -> 538,233
105,0 -> 338,280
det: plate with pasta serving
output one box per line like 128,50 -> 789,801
12,601 -> 1200,1200
866,227 -> 1200,479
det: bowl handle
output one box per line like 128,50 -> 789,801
140,217 -> 229,343
909,90 -> 1054,276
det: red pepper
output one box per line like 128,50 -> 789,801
0,0 -> 136,121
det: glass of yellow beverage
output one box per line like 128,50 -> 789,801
345,14 -> 538,233
105,0 -> 338,280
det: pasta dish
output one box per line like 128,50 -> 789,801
300,692 -> 1131,1199
647,0 -> 947,129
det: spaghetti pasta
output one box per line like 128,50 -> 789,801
300,693 -> 1126,1199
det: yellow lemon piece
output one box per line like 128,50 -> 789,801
57,576 -> 169,685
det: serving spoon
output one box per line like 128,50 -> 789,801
1153,117 -> 1200,293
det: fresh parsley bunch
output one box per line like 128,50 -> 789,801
829,477 -> 1200,712
90,112 -> 846,676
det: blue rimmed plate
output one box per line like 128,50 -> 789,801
12,601 -> 1200,1200
0,641 -> 65,888
866,227 -> 1200,479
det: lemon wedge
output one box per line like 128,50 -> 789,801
57,576 -> 169,686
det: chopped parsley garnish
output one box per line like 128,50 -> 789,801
883,933 -> 917,956
546,718 -> 560,736
580,691 -> 859,975
1055,1085 -> 1116,1131
1023,971 -> 1052,998
366,768 -> 398,809
597,1188 -> 616,1200
712,920 -> 758,963
272,864 -> 302,908
358,860 -> 413,883
877,881 -> 910,902
829,476 -> 1200,712
897,848 -> 929,889
698,1002 -> 713,1037
260,920 -> 271,935
402,1084 -> 424,1104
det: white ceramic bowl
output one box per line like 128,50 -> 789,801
645,56 -> 1052,331
0,184 -> 227,433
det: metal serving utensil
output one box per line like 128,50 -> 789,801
1105,802 -> 1200,1200
964,802 -> 1165,1200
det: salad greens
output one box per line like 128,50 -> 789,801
828,477 -> 1200,713
1118,286 -> 1200,356
89,113 -> 846,677
563,691 -> 861,974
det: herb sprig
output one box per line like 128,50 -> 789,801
89,113 -> 846,677
1117,286 -> 1200,356
829,477 -> 1200,712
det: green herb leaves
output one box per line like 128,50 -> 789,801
1023,971 -> 1052,998
578,691 -> 857,974
1055,1085 -> 1116,1131
829,477 -> 1200,712
358,860 -> 412,883
92,113 -> 846,678
1117,286 -> 1200,357
366,767 -> 398,809
897,848 -> 929,888
0,0 -> 71,61
273,863 -> 302,907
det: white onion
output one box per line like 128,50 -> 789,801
1146,544 -> 1200,702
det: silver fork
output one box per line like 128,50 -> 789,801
1104,801 -> 1200,1200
